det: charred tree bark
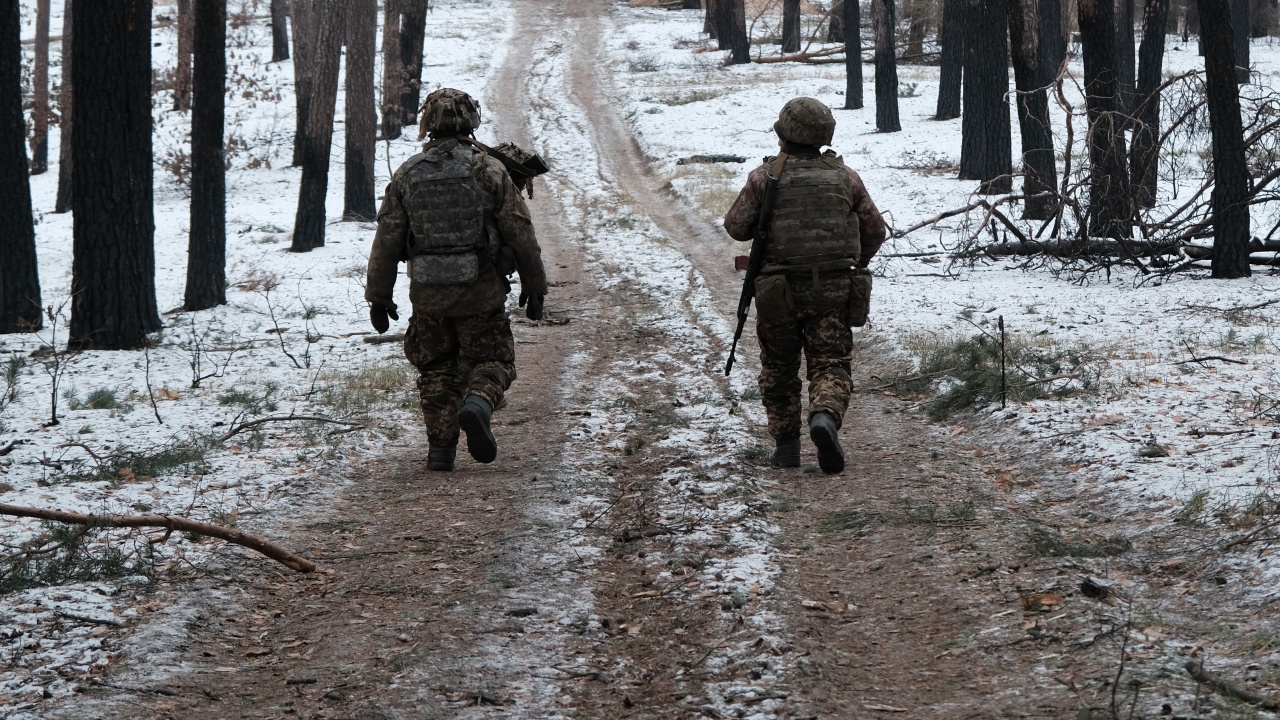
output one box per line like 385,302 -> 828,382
1,0 -> 42,333
1231,0 -> 1249,82
936,0 -> 964,119
380,0 -> 402,138
1038,0 -> 1066,84
30,0 -> 50,175
874,0 -> 901,131
1008,0 -> 1058,219
70,0 -> 161,349
1078,0 -> 1133,239
1199,0 -> 1251,277
398,0 -> 428,128
185,0 -> 226,312
959,0 -> 1013,194
782,0 -> 801,53
1130,0 -> 1169,208
345,0 -> 378,221
1117,0 -> 1136,113
53,0 -> 72,213
828,0 -> 845,42
713,0 -> 732,48
726,0 -> 751,64
174,0 -> 194,112
291,0 -> 348,252
843,0 -> 863,108
271,0 -> 290,62
290,0 -> 316,167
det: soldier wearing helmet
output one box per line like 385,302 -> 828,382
366,88 -> 548,471
723,97 -> 886,474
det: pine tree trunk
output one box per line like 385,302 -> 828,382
705,0 -> 716,38
905,1 -> 927,57
959,0 -> 1013,194
53,0 -> 72,213
873,0 -> 901,131
1231,0 -> 1249,81
380,0 -> 403,138
345,0 -> 378,221
713,0 -> 731,48
782,0 -> 801,53
30,0 -> 50,175
271,0 -> 290,62
936,0 -> 964,119
398,0 -> 428,127
1130,0 -> 1168,208
843,0 -> 863,108
1199,0 -> 1251,276
828,0 -> 845,42
174,0 -> 194,112
727,0 -> 751,64
1077,0 -> 1132,238
1,0 -> 42,333
185,0 -> 227,311
1008,0 -> 1058,219
70,0 -> 161,349
1037,0 -> 1066,85
290,0 -> 316,167
1117,0 -> 1136,113
291,0 -> 348,253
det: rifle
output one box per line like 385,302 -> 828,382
725,152 -> 788,376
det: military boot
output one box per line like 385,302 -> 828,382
428,444 -> 456,471
772,437 -> 801,468
809,412 -> 845,474
458,395 -> 497,463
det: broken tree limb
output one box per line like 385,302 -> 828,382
676,154 -> 747,165
965,239 -> 1184,259
1185,660 -> 1280,710
362,333 -> 405,345
0,503 -> 316,572
220,413 -> 365,442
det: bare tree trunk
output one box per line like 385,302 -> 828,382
726,0 -> 751,64
843,0 -> 863,108
1077,0 -> 1132,239
905,0 -> 927,57
1038,0 -> 1066,84
1199,0 -> 1251,276
174,0 -> 194,112
70,0 -> 161,349
185,0 -> 227,311
1130,0 -> 1169,208
271,0 -> 290,62
345,0 -> 378,221
398,0 -> 428,128
713,0 -> 731,48
1117,0 -> 1136,113
705,0 -> 717,37
1008,0 -> 1058,219
782,0 -> 801,53
873,0 -> 901,131
959,0 -> 1013,194
380,0 -> 403,138
290,0 -> 316,167
1231,0 -> 1249,81
828,0 -> 845,42
1,0 -> 42,333
291,0 -> 348,252
936,0 -> 964,119
30,0 -> 50,175
54,0 -> 73,213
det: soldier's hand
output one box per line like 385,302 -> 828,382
519,289 -> 532,308
525,294 -> 545,322
369,303 -> 399,334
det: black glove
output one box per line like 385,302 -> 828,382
520,292 -> 545,322
369,303 -> 399,334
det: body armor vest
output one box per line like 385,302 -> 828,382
766,153 -> 859,269
402,141 -> 495,284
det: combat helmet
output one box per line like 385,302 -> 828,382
418,88 -> 482,139
773,97 -> 836,148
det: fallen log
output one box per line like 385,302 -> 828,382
1185,659 -> 1280,710
676,154 -> 747,165
0,503 -> 316,572
968,239 -> 1183,259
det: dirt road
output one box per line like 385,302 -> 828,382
61,1 -> 1140,717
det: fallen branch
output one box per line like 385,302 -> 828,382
676,154 -> 747,165
0,503 -> 316,572
1185,659 -> 1280,710
362,333 -> 405,345
220,413 -> 365,442
0,439 -> 17,456
1222,519 -> 1280,551
59,610 -> 126,627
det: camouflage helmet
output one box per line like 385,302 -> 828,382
773,97 -> 836,147
418,88 -> 482,139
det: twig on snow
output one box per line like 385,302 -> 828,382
220,413 -> 365,442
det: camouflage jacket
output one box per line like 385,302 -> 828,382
723,153 -> 886,267
365,138 -> 548,317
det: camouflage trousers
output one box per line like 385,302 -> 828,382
754,272 -> 855,441
403,307 -> 516,447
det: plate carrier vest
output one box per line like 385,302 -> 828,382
403,141 -> 496,284
765,152 -> 860,271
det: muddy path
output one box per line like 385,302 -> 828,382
57,1 -> 1147,718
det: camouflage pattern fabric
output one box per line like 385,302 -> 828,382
403,308 -> 516,447
755,273 -> 855,441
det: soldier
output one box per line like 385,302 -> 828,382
723,97 -> 886,474
366,88 -> 548,471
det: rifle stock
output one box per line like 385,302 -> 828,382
724,153 -> 788,376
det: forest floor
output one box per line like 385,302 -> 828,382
7,0 -> 1280,719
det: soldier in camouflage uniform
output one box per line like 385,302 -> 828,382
723,97 -> 886,474
366,88 -> 548,471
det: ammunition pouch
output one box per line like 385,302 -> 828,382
753,274 -> 794,319
848,268 -> 872,327
410,252 -> 480,285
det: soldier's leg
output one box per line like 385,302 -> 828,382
403,313 -> 463,448
755,309 -> 804,443
802,277 -> 855,427
454,307 -> 516,464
